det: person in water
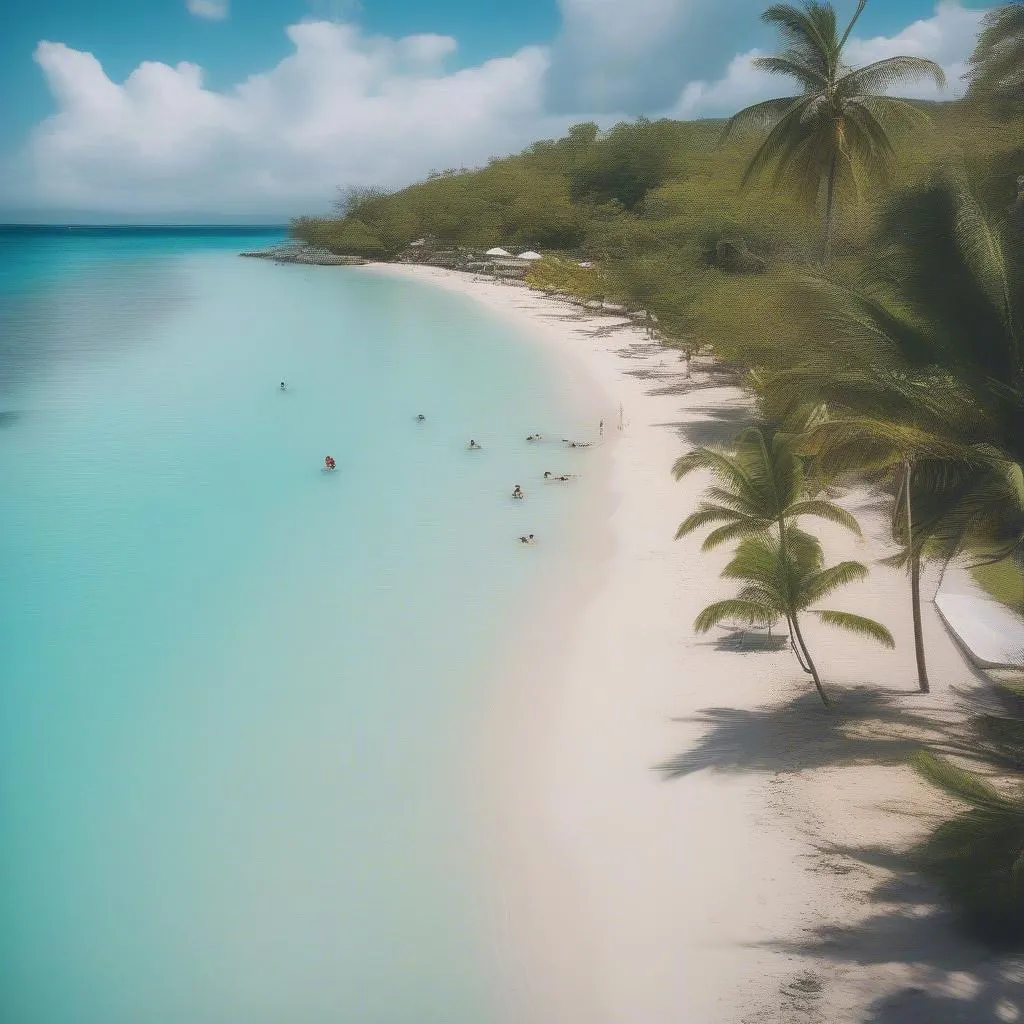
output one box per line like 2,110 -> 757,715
324,455 -> 336,471
280,382 -> 287,391
468,439 -> 482,450
416,414 -> 426,421
527,434 -> 542,442
512,485 -> 524,500
544,471 -> 573,482
518,534 -> 536,545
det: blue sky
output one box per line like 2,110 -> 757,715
0,1 -> 998,218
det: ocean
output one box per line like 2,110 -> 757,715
0,227 -> 601,1022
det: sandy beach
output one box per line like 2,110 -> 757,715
366,263 -> 1022,1023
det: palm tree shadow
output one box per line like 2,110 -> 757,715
759,842 -> 1024,1022
656,401 -> 754,446
657,688 -> 967,779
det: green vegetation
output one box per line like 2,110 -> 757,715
971,554 -> 1024,614
968,2 -> 1024,107
913,681 -> 1024,943
293,0 -> 1024,942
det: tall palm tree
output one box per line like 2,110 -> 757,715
968,2 -> 1024,107
673,426 -> 861,550
722,1 -> 946,261
694,527 -> 894,706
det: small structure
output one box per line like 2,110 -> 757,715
409,238 -> 426,247
486,247 -> 512,257
517,250 -> 543,261
578,261 -> 594,268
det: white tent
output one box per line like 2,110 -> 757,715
485,247 -> 512,257
578,261 -> 594,268
516,250 -> 543,261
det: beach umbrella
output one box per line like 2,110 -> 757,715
516,251 -> 543,261
485,247 -> 512,257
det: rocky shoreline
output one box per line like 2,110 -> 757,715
240,242 -> 367,265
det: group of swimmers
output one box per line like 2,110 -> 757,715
303,387 -> 596,543
486,427 -> 598,546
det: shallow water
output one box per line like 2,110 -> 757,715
0,231 -> 600,1022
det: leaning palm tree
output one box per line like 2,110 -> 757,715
722,1 -> 946,261
695,526 -> 894,706
967,2 -> 1024,107
673,426 -> 861,550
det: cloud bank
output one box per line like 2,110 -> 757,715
5,2 -> 986,215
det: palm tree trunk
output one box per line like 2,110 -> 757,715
904,461 -> 931,694
823,149 -> 839,264
790,612 -> 832,708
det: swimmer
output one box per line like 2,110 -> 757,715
512,485 -> 524,500
564,440 -> 592,448
468,439 -> 482,450
526,434 -> 542,442
518,534 -> 536,545
324,455 -> 336,471
416,413 -> 426,422
599,419 -> 604,436
544,472 -> 573,482
280,382 -> 287,391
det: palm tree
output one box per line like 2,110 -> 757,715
968,2 -> 1024,107
722,1 -> 946,261
750,172 -> 1024,690
673,426 -> 861,550
798,414 -> 1024,694
695,527 -> 894,706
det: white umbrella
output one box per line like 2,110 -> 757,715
516,251 -> 543,261
485,247 -> 512,257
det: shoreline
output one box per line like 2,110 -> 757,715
362,263 -> 1013,1023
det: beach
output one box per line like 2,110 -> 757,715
366,263 -> 1019,1023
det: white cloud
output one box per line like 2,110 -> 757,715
844,0 -> 984,99
2,2 -> 993,215
186,0 -> 229,20
547,0 -> 768,112
671,1 -> 984,119
12,22 -> 565,215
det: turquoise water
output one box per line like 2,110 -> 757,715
0,230 -> 600,1022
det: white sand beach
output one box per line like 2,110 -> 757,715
365,264 -> 1022,1023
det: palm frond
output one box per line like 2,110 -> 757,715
913,750 -> 1012,812
837,55 -> 946,98
788,498 -> 862,535
804,559 -> 868,602
694,599 -> 777,634
813,609 -> 895,648
752,55 -> 828,91
701,521 -> 766,551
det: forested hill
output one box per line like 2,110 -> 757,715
289,106 -> 1021,270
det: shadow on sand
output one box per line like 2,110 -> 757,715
656,687 -> 965,779
763,843 -> 1023,1023
658,687 -> 1024,1020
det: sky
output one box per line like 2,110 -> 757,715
0,0 -> 998,221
